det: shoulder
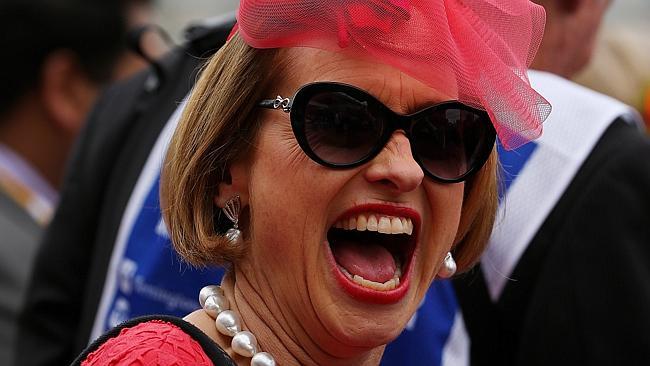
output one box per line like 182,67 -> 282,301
184,309 -> 223,341
72,315 -> 234,366
578,120 -> 650,196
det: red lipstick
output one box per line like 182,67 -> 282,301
326,203 -> 420,304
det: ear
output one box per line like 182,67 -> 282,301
39,50 -> 100,136
213,159 -> 250,210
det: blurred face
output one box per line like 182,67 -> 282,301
569,0 -> 612,74
235,49 -> 467,356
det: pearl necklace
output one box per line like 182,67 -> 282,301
199,285 -> 277,366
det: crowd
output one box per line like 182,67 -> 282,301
1,0 -> 648,365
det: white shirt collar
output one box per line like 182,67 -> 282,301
0,143 -> 58,207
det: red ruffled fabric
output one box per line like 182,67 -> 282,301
237,0 -> 551,149
81,320 -> 213,366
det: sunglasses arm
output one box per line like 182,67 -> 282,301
258,96 -> 292,112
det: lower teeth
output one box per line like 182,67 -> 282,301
338,263 -> 402,291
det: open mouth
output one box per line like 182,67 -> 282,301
326,208 -> 418,303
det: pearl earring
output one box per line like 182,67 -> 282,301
437,252 -> 457,278
222,194 -> 243,246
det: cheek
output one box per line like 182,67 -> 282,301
245,127 -> 341,262
418,183 -> 465,273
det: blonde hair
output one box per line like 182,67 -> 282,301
161,35 -> 498,273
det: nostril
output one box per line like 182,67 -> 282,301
378,178 -> 399,191
364,161 -> 424,193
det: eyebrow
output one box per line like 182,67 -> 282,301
360,83 -> 450,115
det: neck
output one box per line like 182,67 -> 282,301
219,270 -> 384,366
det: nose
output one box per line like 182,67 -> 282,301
363,131 -> 424,192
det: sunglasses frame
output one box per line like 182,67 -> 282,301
259,82 -> 496,184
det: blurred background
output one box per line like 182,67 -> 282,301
153,0 -> 649,42
151,0 -> 649,123
575,0 -> 650,122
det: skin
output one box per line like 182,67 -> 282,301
532,0 -> 613,78
0,51 -> 99,189
187,48 -> 465,365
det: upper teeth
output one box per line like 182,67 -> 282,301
333,214 -> 413,235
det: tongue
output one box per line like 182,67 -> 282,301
331,241 -> 396,283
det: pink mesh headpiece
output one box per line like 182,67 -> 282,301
236,0 -> 551,149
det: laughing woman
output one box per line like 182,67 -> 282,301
73,0 -> 550,365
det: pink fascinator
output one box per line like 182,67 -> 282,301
236,0 -> 551,149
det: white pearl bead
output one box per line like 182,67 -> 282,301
199,285 -> 223,308
203,294 -> 229,317
215,310 -> 241,337
231,330 -> 258,358
225,228 -> 243,246
251,352 -> 276,366
438,252 -> 457,278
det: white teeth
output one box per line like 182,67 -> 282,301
337,261 -> 403,292
367,215 -> 378,231
356,215 -> 367,231
391,217 -> 404,234
333,213 -> 414,235
378,217 -> 391,234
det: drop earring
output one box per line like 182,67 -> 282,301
437,252 -> 457,278
223,194 -> 243,246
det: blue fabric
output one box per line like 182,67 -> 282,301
100,178 -> 224,332
497,140 -> 538,200
381,280 -> 458,366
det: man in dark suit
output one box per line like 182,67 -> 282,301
0,1 -> 127,364
14,16 -> 237,366
452,0 -> 650,364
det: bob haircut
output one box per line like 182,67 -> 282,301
161,34 -> 498,273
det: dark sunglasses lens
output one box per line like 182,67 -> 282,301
412,108 -> 492,180
302,91 -> 384,165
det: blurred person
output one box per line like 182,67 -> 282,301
0,0 -> 128,364
15,16 -> 235,366
114,0 -> 173,80
574,27 -> 650,129
442,0 -> 650,364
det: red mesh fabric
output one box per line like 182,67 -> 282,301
236,0 -> 551,149
81,320 -> 213,366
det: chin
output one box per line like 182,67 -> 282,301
314,304 -> 411,356
308,255 -> 425,354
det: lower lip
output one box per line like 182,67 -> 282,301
325,241 -> 412,304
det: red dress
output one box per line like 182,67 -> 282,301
72,315 -> 235,366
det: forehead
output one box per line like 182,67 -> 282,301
277,47 -> 452,114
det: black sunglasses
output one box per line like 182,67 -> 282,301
259,82 -> 496,183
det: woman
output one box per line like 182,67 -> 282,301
73,0 -> 549,365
